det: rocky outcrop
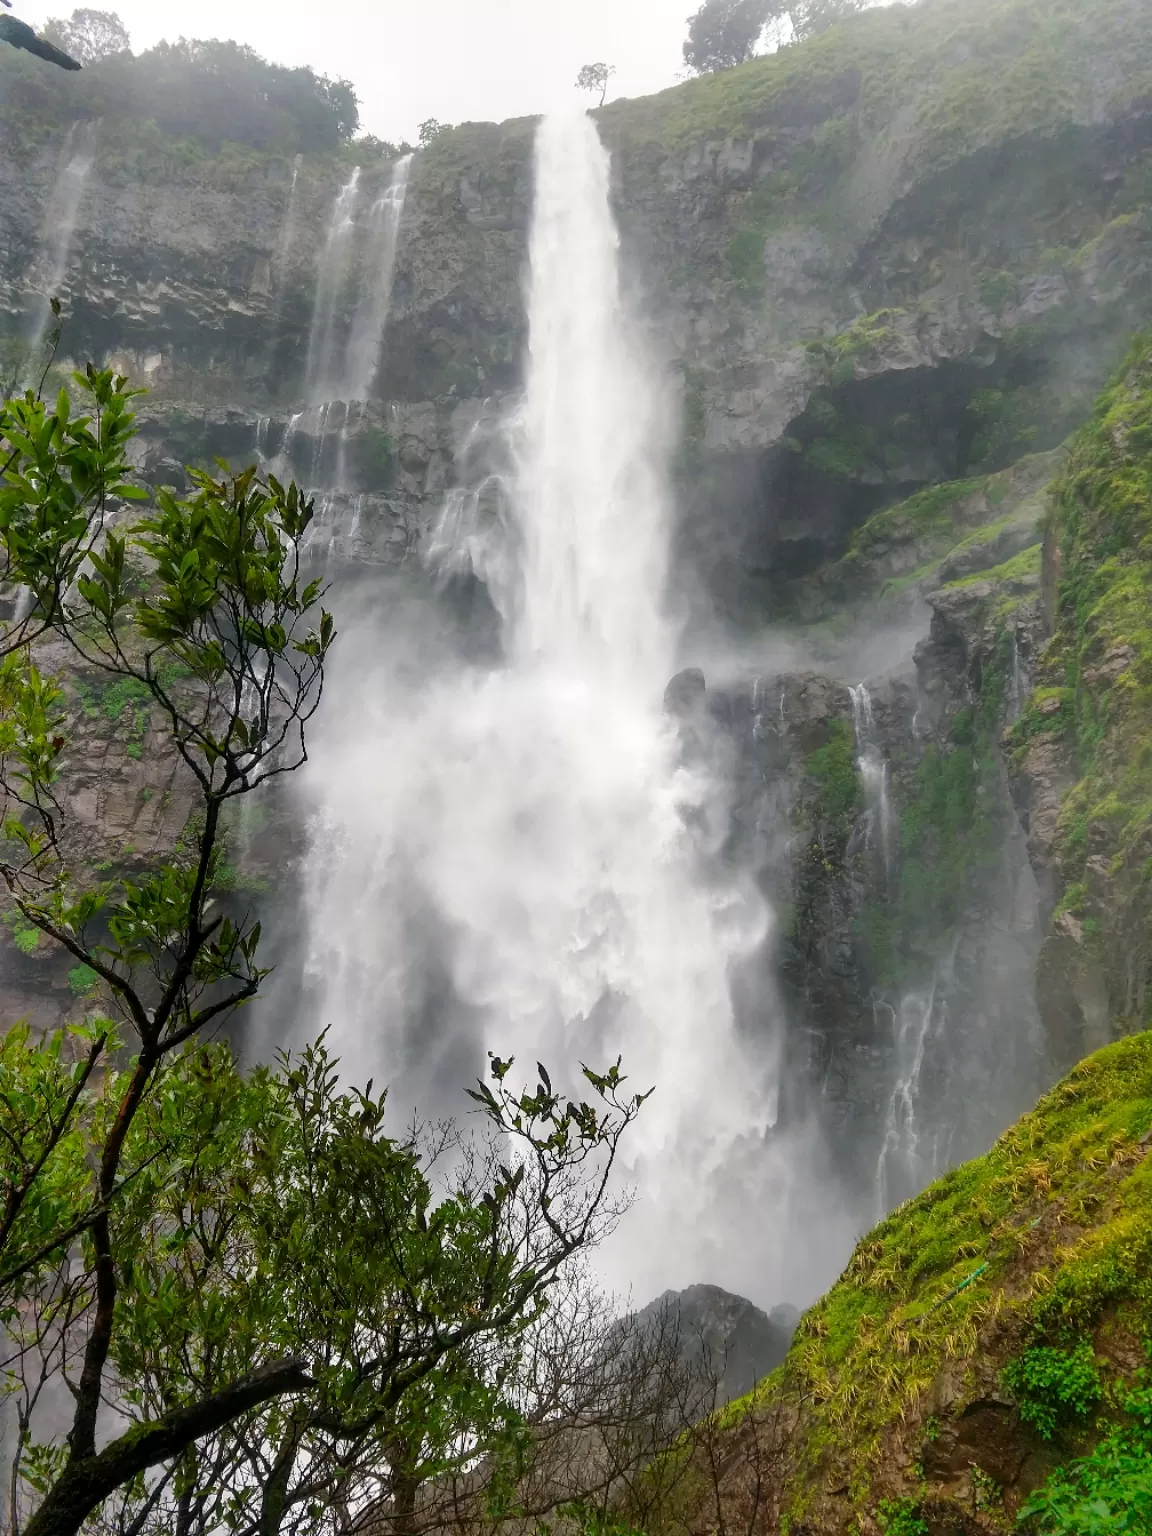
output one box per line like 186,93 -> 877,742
1008,339 -> 1152,1071
631,1285 -> 799,1406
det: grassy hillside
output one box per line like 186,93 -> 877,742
643,1033 -> 1152,1533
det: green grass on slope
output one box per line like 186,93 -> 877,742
601,0 -> 1152,179
745,1033 -> 1152,1517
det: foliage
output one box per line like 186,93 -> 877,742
13,923 -> 40,955
418,117 -> 449,147
791,0 -> 874,41
718,1031 -> 1152,1521
41,7 -> 130,64
804,718 -> 860,825
876,1497 -> 929,1536
67,962 -> 99,994
683,0 -> 779,75
1019,1381 -> 1152,1533
0,34 -> 358,153
354,424 -> 397,487
0,367 -> 648,1536
1010,336 -> 1152,1030
1002,1342 -> 1103,1439
576,62 -> 616,106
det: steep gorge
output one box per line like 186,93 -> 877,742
3,0 -> 1152,1333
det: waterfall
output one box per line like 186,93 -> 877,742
873,949 -> 956,1218
1006,630 -> 1027,724
304,168 -> 361,404
302,155 -> 413,413
295,113 -> 850,1304
340,154 -> 413,404
849,682 -> 893,875
24,122 -> 95,373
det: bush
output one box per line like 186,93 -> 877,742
67,964 -> 100,995
1003,1342 -> 1103,1439
1019,1384 -> 1152,1533
876,1497 -> 929,1536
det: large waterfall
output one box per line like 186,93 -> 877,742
297,113 -> 850,1303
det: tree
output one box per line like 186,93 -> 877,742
790,0 -> 871,41
0,8 -> 81,70
417,118 -> 448,148
682,0 -> 779,74
41,7 -> 129,64
575,63 -> 615,108
0,369 -> 647,1536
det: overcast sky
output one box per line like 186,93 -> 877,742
18,0 -> 707,143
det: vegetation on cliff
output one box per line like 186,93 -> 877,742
642,1032 -> 1152,1533
0,32 -> 359,155
1012,336 -> 1152,1049
0,372 -> 646,1536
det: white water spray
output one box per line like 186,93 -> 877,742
341,154 -> 413,404
298,114 -> 849,1302
304,168 -> 361,403
24,123 -> 95,371
849,682 -> 893,875
873,946 -> 956,1218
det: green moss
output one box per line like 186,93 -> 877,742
68,965 -> 100,996
72,676 -> 152,753
860,632 -> 1013,985
804,719 -> 861,824
807,309 -> 907,381
940,541 -> 1042,590
1014,336 -> 1152,1027
679,368 -> 708,471
724,1034 -> 1152,1520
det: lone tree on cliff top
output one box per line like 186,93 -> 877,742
576,62 -> 616,106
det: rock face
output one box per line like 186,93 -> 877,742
3,0 -> 1152,1277
631,1285 -> 799,1406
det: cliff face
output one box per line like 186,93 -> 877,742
3,0 -> 1152,1234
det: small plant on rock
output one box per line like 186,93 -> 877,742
1003,1342 -> 1103,1440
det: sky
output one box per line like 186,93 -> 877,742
18,0 -> 704,144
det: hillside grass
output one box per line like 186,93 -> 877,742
731,1033 -> 1152,1523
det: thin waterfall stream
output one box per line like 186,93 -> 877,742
296,112 -> 854,1303
23,122 -> 94,375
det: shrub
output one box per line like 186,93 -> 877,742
1019,1383 -> 1152,1533
876,1497 -> 929,1536
1002,1342 -> 1103,1439
67,964 -> 100,995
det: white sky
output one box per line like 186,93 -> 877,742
17,0 -> 702,144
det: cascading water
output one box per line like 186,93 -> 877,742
849,682 -> 893,874
873,984 -> 940,1218
23,122 -> 95,372
340,155 -> 413,404
269,152 -> 303,333
296,113 -> 853,1304
304,167 -> 361,404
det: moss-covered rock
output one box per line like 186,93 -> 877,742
1011,337 -> 1152,1067
643,1033 -> 1152,1534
